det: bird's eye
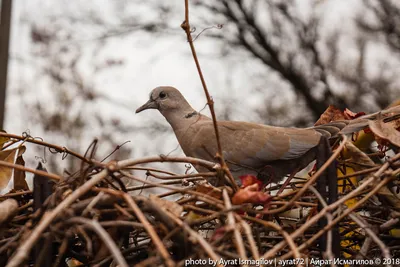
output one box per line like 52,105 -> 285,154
159,91 -> 167,99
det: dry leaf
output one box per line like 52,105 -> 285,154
387,98 -> 400,108
66,258 -> 84,267
377,186 -> 400,209
369,115 -> 400,147
232,183 -> 271,205
0,148 -> 18,189
149,194 -> 183,217
315,106 -> 365,126
0,130 -> 9,149
239,174 -> 263,188
14,146 -> 28,190
344,141 -> 375,171
343,108 -> 365,120
185,211 -> 203,222
314,105 -> 346,126
235,175 -> 270,205
195,183 -> 222,199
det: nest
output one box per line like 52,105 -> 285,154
0,127 -> 399,267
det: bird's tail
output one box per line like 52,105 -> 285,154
311,105 -> 400,138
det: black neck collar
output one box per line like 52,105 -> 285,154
185,111 -> 198,118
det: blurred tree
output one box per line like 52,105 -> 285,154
358,0 -> 400,53
25,22 -> 130,172
15,2 -> 170,172
8,0 -> 400,173
0,0 -> 12,130
194,0 -> 399,125
353,0 -> 400,108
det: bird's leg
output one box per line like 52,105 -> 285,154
258,165 -> 276,185
276,168 -> 299,195
316,136 -> 340,258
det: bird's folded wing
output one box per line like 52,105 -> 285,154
187,121 -> 322,168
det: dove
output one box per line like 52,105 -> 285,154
136,86 -> 399,185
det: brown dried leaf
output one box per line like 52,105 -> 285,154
195,183 -> 222,199
0,130 -> 9,149
344,141 -> 375,171
149,194 -> 183,217
185,211 -> 203,222
14,146 -> 28,191
377,186 -> 400,209
315,106 -> 366,126
343,108 -> 365,120
232,183 -> 271,205
66,258 -> 84,267
0,148 -> 18,189
239,175 -> 263,188
314,105 -> 345,126
369,115 -> 400,147
387,98 -> 400,108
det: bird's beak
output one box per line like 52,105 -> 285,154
136,99 -> 158,113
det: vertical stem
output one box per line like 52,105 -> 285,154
181,0 -> 238,191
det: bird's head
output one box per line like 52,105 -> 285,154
136,86 -> 193,116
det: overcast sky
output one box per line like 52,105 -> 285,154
7,1 -> 272,158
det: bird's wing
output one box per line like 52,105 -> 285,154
186,120 -> 322,168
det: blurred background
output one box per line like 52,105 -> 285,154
1,0 -> 399,174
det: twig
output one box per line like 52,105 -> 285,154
348,213 -> 391,265
284,174 -> 394,260
181,0 -> 238,192
276,153 -> 399,260
126,177 -> 205,191
123,194 -> 175,267
68,217 -> 128,267
6,168 -> 110,267
239,220 -> 260,260
308,186 -> 335,266
160,206 -> 223,267
120,171 -> 225,207
82,191 -> 105,217
117,155 -> 218,171
0,199 -> 18,225
242,215 -> 301,260
0,160 -> 61,181
222,190 -> 247,265
265,135 -> 348,215
125,166 -> 177,176
147,171 -> 216,180
0,190 -> 32,199
0,132 -> 96,165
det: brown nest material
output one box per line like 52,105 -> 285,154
0,130 -> 398,267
